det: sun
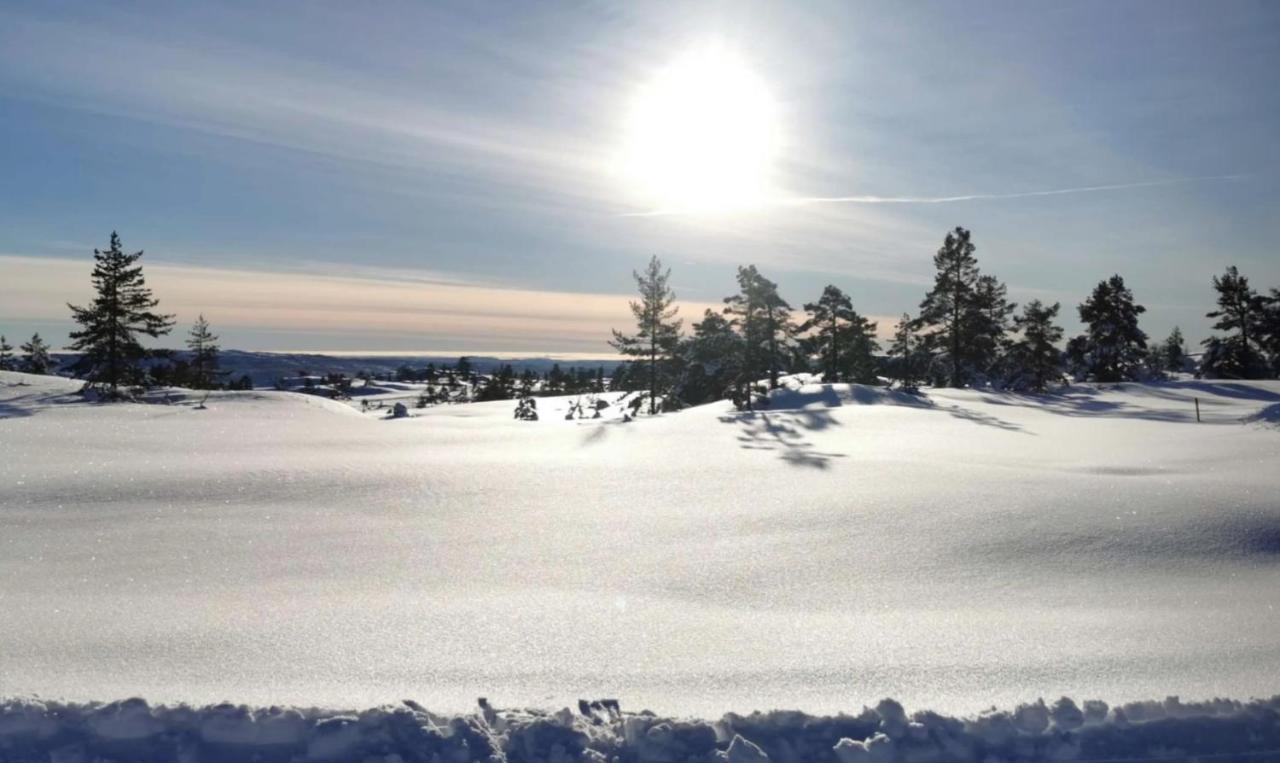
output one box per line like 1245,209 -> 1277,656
620,45 -> 781,214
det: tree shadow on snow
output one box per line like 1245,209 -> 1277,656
717,409 -> 848,469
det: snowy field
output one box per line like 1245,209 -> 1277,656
2,370 -> 1279,721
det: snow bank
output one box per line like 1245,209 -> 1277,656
1,696 -> 1277,763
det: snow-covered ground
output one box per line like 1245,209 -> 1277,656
2,370 -> 1278,719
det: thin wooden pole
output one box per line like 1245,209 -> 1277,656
1195,396 -> 1201,422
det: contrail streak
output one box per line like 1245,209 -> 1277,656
620,174 -> 1246,217
782,174 -> 1245,206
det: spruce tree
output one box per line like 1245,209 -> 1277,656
1201,266 -> 1268,379
916,227 -> 1011,387
185,315 -> 221,389
1072,274 -> 1148,382
0,335 -> 13,371
610,256 -> 683,415
1161,327 -> 1187,374
66,232 -> 174,395
1007,300 -> 1063,392
887,314 -> 921,390
20,333 -> 52,375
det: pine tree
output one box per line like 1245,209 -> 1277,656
916,227 -> 1011,387
844,312 -> 881,384
1161,327 -> 1187,374
1201,266 -> 1268,379
1006,300 -> 1063,392
610,256 -> 683,415
971,274 -> 1017,380
20,333 -> 52,375
887,314 -> 921,390
185,315 -> 221,389
802,285 -> 855,382
66,232 -> 174,395
1261,289 -> 1280,377
723,265 -> 793,400
0,335 -> 13,371
800,285 -> 879,384
1071,274 -> 1148,382
680,309 -> 744,405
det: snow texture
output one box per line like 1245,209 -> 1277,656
1,695 -> 1278,762
2,370 -> 1280,717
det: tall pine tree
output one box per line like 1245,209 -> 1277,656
1006,300 -> 1063,392
915,227 -> 1012,387
67,232 -> 175,395
610,256 -> 683,414
0,335 -> 13,371
1070,274 -> 1147,382
186,315 -> 222,389
723,265 -> 793,397
801,285 -> 854,382
1201,266 -> 1268,379
21,333 -> 52,375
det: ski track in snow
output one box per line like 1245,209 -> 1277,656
2,370 -> 1279,719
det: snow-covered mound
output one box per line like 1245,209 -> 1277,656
1,695 -> 1277,763
2,371 -> 1279,717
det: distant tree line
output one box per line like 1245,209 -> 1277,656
607,228 -> 1280,411
4,229 -> 1279,404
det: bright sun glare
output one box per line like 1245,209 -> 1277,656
621,45 -> 780,214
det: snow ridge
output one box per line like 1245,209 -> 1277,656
1,695 -> 1277,763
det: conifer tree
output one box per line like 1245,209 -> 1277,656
723,265 -> 793,399
1201,266 -> 1268,379
802,285 -> 855,382
610,256 -> 683,414
185,315 -> 221,389
1070,274 -> 1147,382
66,232 -> 174,395
915,227 -> 1011,387
20,333 -> 52,375
1161,327 -> 1187,374
1261,289 -> 1280,377
844,312 -> 881,385
972,274 -> 1017,380
887,314 -> 922,390
680,309 -> 743,405
1006,300 -> 1063,392
0,335 -> 13,371
800,285 -> 877,384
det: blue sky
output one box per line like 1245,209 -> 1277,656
2,1 -> 1278,353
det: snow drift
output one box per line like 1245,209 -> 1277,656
1,695 -> 1277,763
